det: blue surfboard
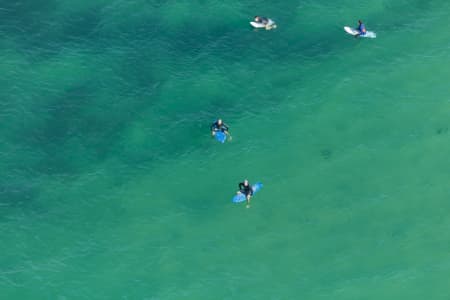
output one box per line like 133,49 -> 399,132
232,182 -> 263,203
214,131 -> 226,143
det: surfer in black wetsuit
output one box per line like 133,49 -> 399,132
238,179 -> 253,208
254,16 -> 269,25
253,16 -> 276,30
211,119 -> 231,139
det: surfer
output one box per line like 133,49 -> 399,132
254,16 -> 269,25
253,16 -> 276,30
211,119 -> 231,139
356,20 -> 367,37
238,179 -> 253,208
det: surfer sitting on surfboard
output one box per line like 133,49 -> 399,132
211,119 -> 231,139
254,16 -> 269,25
238,179 -> 253,208
356,20 -> 367,37
253,16 -> 276,30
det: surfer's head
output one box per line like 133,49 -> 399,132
358,20 -> 363,24
244,179 -> 249,186
217,119 -> 222,125
254,16 -> 260,22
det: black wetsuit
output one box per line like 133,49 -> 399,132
260,17 -> 269,25
211,121 -> 229,133
238,182 -> 253,196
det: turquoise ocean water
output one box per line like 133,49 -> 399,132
1,0 -> 449,299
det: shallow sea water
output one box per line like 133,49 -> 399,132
0,0 -> 449,299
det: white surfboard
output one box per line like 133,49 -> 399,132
250,21 -> 266,28
250,19 -> 276,29
344,26 -> 359,35
344,26 -> 376,38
